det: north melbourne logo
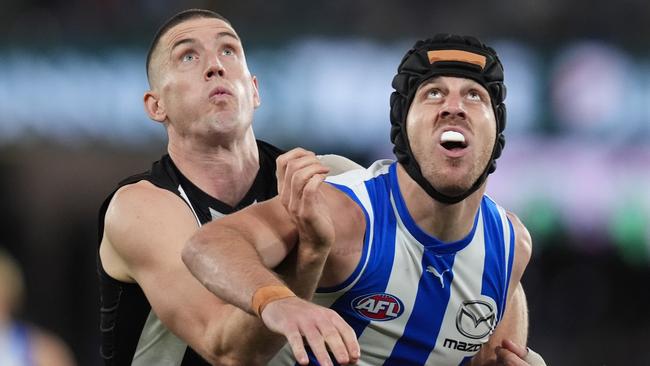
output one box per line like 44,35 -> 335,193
351,293 -> 404,321
455,300 -> 496,339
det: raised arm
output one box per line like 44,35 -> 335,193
274,150 -> 363,299
182,149 -> 360,365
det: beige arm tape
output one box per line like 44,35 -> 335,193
252,285 -> 297,318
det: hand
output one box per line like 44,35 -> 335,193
276,148 -> 334,250
261,296 -> 360,366
496,339 -> 545,366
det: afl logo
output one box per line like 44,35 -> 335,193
351,293 -> 404,321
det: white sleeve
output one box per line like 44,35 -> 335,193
317,154 -> 364,176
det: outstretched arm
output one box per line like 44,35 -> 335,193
101,150 -> 359,366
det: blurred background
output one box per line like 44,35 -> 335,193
0,0 -> 648,364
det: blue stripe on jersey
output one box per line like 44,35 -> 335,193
383,250 -> 456,365
302,179 -> 386,366
300,173 -> 398,366
319,182 -> 372,293
326,172 -> 398,339
388,163 -> 476,254
479,198 -> 508,321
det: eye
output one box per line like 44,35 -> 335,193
222,47 -> 234,56
467,89 -> 482,101
426,88 -> 443,99
181,53 -> 198,62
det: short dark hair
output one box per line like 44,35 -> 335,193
146,9 -> 231,84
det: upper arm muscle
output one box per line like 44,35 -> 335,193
101,181 -> 232,357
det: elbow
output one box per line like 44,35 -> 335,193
182,231 -> 209,278
181,235 -> 198,271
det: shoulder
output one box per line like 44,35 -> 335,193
103,180 -> 198,269
105,180 -> 194,231
505,211 -> 532,275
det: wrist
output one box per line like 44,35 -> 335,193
298,242 -> 332,261
251,285 -> 296,317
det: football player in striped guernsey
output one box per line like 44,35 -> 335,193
184,35 -> 545,365
98,8 -> 361,366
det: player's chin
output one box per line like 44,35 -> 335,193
434,183 -> 468,198
430,173 -> 475,197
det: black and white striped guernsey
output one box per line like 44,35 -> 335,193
97,140 -> 283,365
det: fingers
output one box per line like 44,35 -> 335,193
495,339 -> 531,366
288,167 -> 328,214
332,313 -> 361,364
297,173 -> 327,216
319,320 -> 352,365
275,148 -> 307,192
303,325 -> 333,366
276,148 -> 321,194
285,318 -> 352,366
276,148 -> 329,209
262,298 -> 359,365
501,339 -> 528,358
305,315 -> 358,366
286,330 -> 309,365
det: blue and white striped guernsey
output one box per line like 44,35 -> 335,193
268,160 -> 515,366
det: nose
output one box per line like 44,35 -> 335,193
204,56 -> 225,80
439,94 -> 466,120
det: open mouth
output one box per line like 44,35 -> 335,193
440,130 -> 468,151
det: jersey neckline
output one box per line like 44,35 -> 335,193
388,162 -> 479,254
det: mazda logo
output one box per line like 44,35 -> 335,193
455,300 -> 496,339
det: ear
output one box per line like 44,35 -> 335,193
251,75 -> 261,109
144,91 -> 167,123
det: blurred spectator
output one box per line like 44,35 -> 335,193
0,248 -> 76,366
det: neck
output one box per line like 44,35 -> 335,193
396,163 -> 484,242
167,128 -> 260,207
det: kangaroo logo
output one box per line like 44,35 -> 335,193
426,265 -> 450,288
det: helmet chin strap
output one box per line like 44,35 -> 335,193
399,136 -> 498,205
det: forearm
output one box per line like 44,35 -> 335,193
183,223 -> 286,315
212,240 -> 331,363
275,241 -> 331,300
213,237 -> 332,364
182,224 -> 296,364
198,308 -> 285,365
